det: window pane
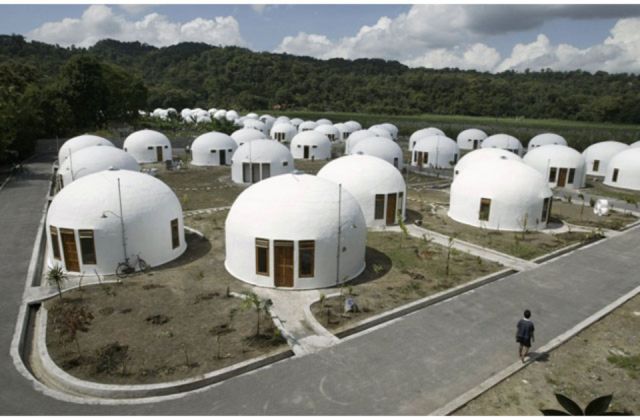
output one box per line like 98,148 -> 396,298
613,168 -> 619,182
256,238 -> 269,275
79,229 -> 96,265
50,226 -> 61,260
262,163 -> 271,179
171,219 -> 180,249
243,163 -> 250,183
374,194 -> 385,220
299,240 -> 315,277
549,167 -> 557,182
568,168 -> 576,184
479,198 -> 491,221
252,163 -> 261,182
593,160 -> 600,172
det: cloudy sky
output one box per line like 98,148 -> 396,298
3,3 -> 640,73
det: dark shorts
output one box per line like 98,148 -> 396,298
517,337 -> 531,347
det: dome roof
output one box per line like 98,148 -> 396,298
630,140 -> 640,148
298,120 -> 319,131
344,120 -> 362,132
213,110 -> 227,120
290,118 -> 304,128
482,134 -> 523,155
454,148 -> 522,177
290,131 -> 332,160
604,148 -> 640,191
191,132 -> 237,166
582,141 -> 629,176
123,129 -> 172,163
245,112 -> 258,119
448,159 -> 553,231
58,134 -> 114,163
58,146 -> 140,187
225,173 -> 366,289
225,110 -> 239,121
231,128 -> 267,145
232,139 -> 293,164
413,135 -> 460,168
379,123 -> 399,139
351,137 -> 404,168
409,127 -> 445,150
528,133 -> 567,151
243,118 -> 267,133
456,128 -> 488,150
314,124 -> 340,140
47,169 -> 185,273
346,129 -> 379,153
368,126 -> 393,140
270,122 -> 297,142
523,145 -> 586,188
316,118 -> 332,126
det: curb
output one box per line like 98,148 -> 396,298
429,282 -> 640,416
33,306 -> 293,400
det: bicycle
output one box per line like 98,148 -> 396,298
116,254 -> 150,278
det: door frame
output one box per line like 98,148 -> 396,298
59,228 -> 80,272
156,146 -> 163,162
386,193 -> 397,225
219,149 -> 226,165
274,240 -> 294,287
557,168 -> 568,187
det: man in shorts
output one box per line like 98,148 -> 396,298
516,309 -> 535,363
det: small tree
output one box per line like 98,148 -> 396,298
445,235 -> 455,278
518,213 -> 529,240
61,306 -> 93,357
397,209 -> 409,249
578,193 -> 586,219
47,265 -> 67,300
541,393 -> 631,416
242,292 -> 264,337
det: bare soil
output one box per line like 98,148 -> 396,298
44,211 -> 287,385
551,200 -> 637,231
310,231 -> 503,334
582,178 -> 640,206
455,293 -> 640,415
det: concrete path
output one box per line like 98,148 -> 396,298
2,156 -> 640,415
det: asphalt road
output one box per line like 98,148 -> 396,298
1,155 -> 639,415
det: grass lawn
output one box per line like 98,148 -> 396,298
44,211 -> 288,385
551,200 -> 638,231
454,293 -> 640,415
310,231 -> 503,334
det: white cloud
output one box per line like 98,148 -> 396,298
117,5 -> 151,15
27,5 -> 247,48
405,44 -> 501,72
251,4 -> 267,14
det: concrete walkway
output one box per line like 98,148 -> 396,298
2,156 -> 640,415
386,224 -> 537,271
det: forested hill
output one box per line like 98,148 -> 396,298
2,35 -> 640,124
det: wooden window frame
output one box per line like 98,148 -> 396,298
479,198 -> 491,222
374,194 -> 385,220
171,219 -> 180,249
593,160 -> 600,172
612,168 -> 619,182
50,226 -> 61,260
548,167 -> 557,182
298,240 -> 315,278
255,238 -> 269,276
78,229 -> 97,265
568,168 -> 576,184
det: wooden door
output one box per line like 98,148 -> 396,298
386,193 -> 397,225
219,150 -> 226,165
304,146 -> 310,159
417,152 -> 423,167
156,146 -> 163,162
274,241 -> 294,287
557,168 -> 567,187
473,139 -> 479,149
60,228 -> 80,272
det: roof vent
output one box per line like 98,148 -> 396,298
108,166 -> 119,171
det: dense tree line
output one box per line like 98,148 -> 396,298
2,34 -> 640,162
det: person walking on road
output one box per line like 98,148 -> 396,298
516,309 -> 535,363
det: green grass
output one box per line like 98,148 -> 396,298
607,353 -> 640,379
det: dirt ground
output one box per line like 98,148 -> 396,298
551,200 -> 637,231
310,231 -> 503,334
44,211 -> 287,385
455,293 -> 640,415
582,178 -> 640,206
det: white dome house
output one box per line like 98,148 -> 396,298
46,169 -> 186,275
412,135 -> 460,169
448,160 -> 553,231
290,131 -> 332,160
259,115 -> 276,131
528,133 -> 568,151
290,118 -> 304,131
316,118 -> 332,126
630,140 -> 640,148
345,129 -> 378,154
368,125 -> 393,140
298,120 -> 319,132
333,123 -> 353,141
270,122 -> 298,143
123,129 -> 172,163
453,148 -> 522,179
380,123 -> 399,141
409,127 -> 445,151
603,148 -> 640,191
314,124 -> 341,142
243,118 -> 267,134
457,128 -> 488,151
225,174 -> 366,289
57,146 -> 140,189
231,128 -> 267,146
582,141 -> 629,177
57,134 -> 114,164
482,134 -> 524,156
231,140 -> 294,184
213,109 -> 227,120
191,132 -> 237,166
318,155 -> 406,227
350,137 -> 404,169
225,110 -> 240,122
344,120 -> 362,132
523,145 -> 586,189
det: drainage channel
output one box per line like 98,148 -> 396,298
20,303 -> 41,376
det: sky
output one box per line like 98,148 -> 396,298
2,3 -> 640,73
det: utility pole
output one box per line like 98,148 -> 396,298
117,177 -> 128,261
336,184 -> 342,285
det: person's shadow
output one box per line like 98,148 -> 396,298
527,351 -> 550,363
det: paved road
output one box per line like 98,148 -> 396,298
1,156 -> 639,414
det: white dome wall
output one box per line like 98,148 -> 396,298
380,123 -> 399,140
528,133 -> 568,151
630,141 -> 640,148
351,137 -> 404,169
412,135 -> 460,169
243,119 -> 267,134
457,128 -> 488,151
46,169 -> 186,275
231,128 -> 267,146
409,127 -> 445,151
482,134 -> 524,156
231,140 -> 294,184
582,141 -> 629,176
191,132 -> 237,166
523,145 -> 586,188
333,123 -> 352,141
290,131 -> 332,160
270,122 -> 298,143
453,148 -> 522,179
603,148 -> 640,191
58,146 -> 140,188
346,129 -> 378,154
344,120 -> 362,132
298,121 -> 319,132
314,124 -> 341,142
58,134 -> 115,163
368,126 -> 393,140
123,129 -> 172,163
225,174 -> 366,289
318,155 -> 406,228
448,160 -> 553,231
